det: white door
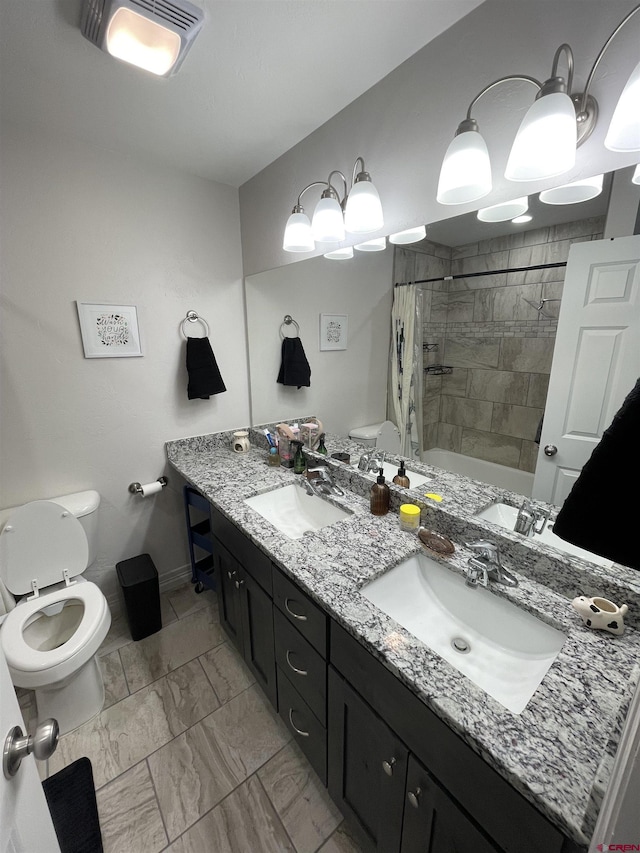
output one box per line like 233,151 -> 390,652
533,235 -> 640,504
0,646 -> 60,853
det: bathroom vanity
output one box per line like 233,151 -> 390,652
166,428 -> 640,852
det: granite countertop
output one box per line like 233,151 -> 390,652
166,425 -> 640,849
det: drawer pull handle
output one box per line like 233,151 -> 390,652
382,758 -> 396,776
286,650 -> 308,676
227,570 -> 236,580
284,598 -> 308,621
235,579 -> 244,589
408,787 -> 422,808
288,708 -> 310,737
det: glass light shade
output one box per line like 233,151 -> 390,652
283,212 -> 314,253
324,246 -> 354,260
436,131 -> 492,205
389,226 -> 427,245
632,164 -> 640,186
605,60 -> 640,152
344,181 -> 384,234
539,174 -> 604,205
477,197 -> 528,222
354,237 -> 386,252
511,214 -> 533,224
106,7 -> 181,75
505,92 -> 576,181
311,196 -> 345,243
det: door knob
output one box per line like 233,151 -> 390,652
3,719 -> 59,779
382,757 -> 396,776
544,444 -> 558,457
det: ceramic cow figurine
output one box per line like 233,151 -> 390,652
571,596 -> 628,636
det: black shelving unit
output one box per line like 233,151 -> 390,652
183,485 -> 216,594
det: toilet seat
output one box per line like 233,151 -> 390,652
1,582 -> 108,676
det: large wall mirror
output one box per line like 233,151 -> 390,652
245,167 -> 638,504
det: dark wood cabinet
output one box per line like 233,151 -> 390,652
212,531 -> 277,707
328,668 -> 408,853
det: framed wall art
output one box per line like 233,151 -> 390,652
76,302 -> 143,358
319,313 -> 348,351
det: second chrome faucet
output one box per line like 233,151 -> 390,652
465,540 -> 518,588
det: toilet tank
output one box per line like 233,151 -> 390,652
48,490 -> 101,567
349,423 -> 383,447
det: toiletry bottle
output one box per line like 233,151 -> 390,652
317,433 -> 327,455
292,440 -> 305,474
370,468 -> 390,516
393,461 -> 410,489
268,446 -> 281,466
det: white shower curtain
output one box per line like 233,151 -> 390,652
388,284 -> 422,457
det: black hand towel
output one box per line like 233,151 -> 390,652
277,336 -> 311,389
186,336 -> 226,399
553,376 -> 640,570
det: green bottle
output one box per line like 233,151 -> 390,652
292,440 -> 306,474
317,433 -> 327,455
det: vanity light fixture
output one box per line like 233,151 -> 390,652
539,173 -> 604,205
632,164 -> 640,185
354,237 -> 387,252
389,226 -> 427,245
477,197 -> 529,223
436,4 -> 640,205
324,246 -> 354,260
511,214 -> 533,224
80,0 -> 204,77
283,157 -> 383,253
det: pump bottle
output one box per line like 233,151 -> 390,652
370,468 -> 390,516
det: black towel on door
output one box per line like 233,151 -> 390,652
186,336 -> 226,399
277,336 -> 311,388
553,377 -> 640,570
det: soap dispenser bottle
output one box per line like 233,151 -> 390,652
393,461 -> 410,489
292,440 -> 306,474
370,468 -> 390,516
317,433 -> 328,455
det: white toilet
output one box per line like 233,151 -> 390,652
0,491 -> 111,734
349,420 -> 401,454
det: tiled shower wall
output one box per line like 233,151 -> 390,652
393,216 -> 605,473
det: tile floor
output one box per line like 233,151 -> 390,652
20,581 -> 365,853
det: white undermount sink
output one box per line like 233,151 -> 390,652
476,502 -> 613,569
352,458 -> 434,489
244,484 -> 351,540
361,552 -> 566,714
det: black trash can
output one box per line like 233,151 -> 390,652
116,553 -> 162,641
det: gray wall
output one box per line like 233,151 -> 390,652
239,1 -> 639,277
395,216 -> 605,472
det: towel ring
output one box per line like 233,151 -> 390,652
280,314 -> 300,340
181,310 -> 210,340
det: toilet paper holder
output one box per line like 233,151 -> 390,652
128,477 -> 168,496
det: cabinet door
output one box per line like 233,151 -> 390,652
214,539 -> 243,651
239,569 -> 277,708
401,755 -> 502,853
328,668 -> 407,853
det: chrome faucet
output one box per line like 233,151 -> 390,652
302,467 -> 345,497
465,540 -> 518,588
358,450 -> 385,473
514,499 -> 550,537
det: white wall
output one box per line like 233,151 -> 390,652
239,0 -> 640,277
246,250 -> 393,436
0,126 -> 249,607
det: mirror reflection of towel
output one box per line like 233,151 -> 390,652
186,337 -> 226,399
277,337 -> 311,389
553,377 -> 640,570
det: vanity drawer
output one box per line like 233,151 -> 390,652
274,608 -> 326,725
210,503 -> 272,594
273,567 -> 327,655
277,666 -> 327,784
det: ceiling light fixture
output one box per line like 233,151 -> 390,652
324,247 -> 354,261
539,173 -> 604,205
512,214 -> 533,224
477,197 -> 529,222
437,4 -> 640,205
389,226 -> 427,245
80,0 -> 204,77
283,158 -> 383,254
354,237 -> 387,252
